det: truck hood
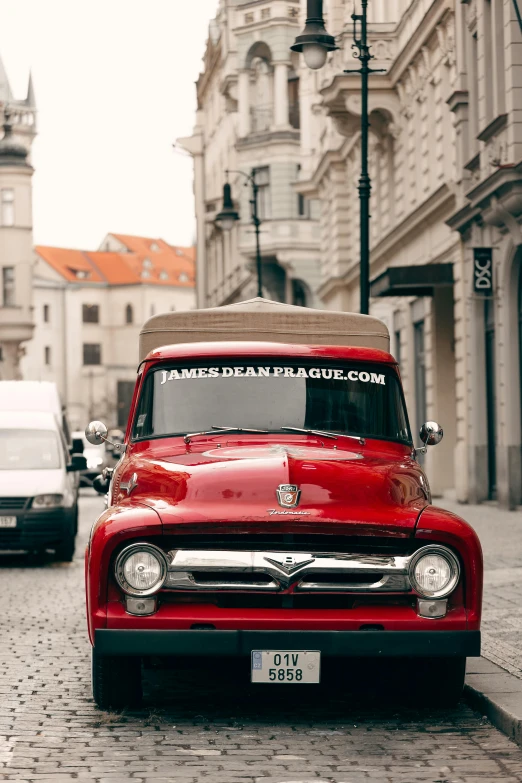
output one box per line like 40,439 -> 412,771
119,440 -> 428,538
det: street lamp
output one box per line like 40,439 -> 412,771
291,0 -> 384,315
215,169 -> 263,298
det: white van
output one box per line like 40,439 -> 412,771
0,411 -> 85,560
0,381 -> 73,447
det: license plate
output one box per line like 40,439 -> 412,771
0,517 -> 16,528
251,650 -> 321,683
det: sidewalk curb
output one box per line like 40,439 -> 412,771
464,657 -> 522,746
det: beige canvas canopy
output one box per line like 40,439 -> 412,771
139,298 -> 390,361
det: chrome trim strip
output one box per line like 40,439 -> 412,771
164,549 -> 413,593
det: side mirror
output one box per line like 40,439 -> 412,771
85,421 -> 126,453
85,421 -> 108,446
419,421 -> 443,447
70,437 -> 84,455
67,454 -> 87,472
92,473 -> 111,494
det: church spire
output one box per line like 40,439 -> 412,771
25,70 -> 36,109
0,54 -> 13,103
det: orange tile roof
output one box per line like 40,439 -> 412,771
35,237 -> 195,288
111,234 -> 195,264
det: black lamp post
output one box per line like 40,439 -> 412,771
215,169 -> 263,298
291,0 -> 384,315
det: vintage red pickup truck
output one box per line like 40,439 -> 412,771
85,298 -> 482,709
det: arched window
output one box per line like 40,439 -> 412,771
125,304 -> 133,324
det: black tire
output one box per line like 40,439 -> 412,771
411,656 -> 466,706
54,517 -> 76,562
92,647 -> 142,710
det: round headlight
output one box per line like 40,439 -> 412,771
409,546 -> 460,599
115,544 -> 167,596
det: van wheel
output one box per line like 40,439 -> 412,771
411,657 -> 466,706
54,519 -> 76,562
92,648 -> 142,710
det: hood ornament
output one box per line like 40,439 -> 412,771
276,484 -> 301,508
265,553 -> 315,575
120,472 -> 138,496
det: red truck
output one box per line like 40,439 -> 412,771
85,298 -> 482,709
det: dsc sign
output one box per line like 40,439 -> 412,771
473,248 -> 493,295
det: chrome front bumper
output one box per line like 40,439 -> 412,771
163,549 -> 412,593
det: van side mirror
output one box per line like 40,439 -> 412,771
71,437 -> 84,455
67,454 -> 87,472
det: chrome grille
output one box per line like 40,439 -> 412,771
164,549 -> 412,593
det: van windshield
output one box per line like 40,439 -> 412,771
0,430 -> 61,470
133,362 -> 411,445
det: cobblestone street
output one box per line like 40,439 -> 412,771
440,498 -> 522,679
1,491 -> 522,782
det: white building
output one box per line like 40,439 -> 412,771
21,234 -> 195,430
293,0 -> 522,508
0,58 -> 37,380
179,0 -> 322,309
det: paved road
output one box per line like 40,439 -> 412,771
440,498 -> 522,678
2,491 -> 522,783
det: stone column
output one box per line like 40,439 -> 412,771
238,70 -> 250,137
274,62 -> 290,129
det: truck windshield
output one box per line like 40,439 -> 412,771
0,429 -> 61,470
133,362 -> 411,445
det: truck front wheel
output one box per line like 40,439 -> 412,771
91,648 -> 142,710
412,656 -> 466,706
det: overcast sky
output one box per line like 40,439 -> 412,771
0,0 -> 219,250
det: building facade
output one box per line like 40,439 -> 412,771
180,0 -> 322,309
293,0 -> 522,508
21,235 -> 195,431
0,58 -> 37,380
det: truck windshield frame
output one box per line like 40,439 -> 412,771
131,360 -> 412,446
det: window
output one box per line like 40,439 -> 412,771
82,304 -> 99,323
485,298 -> 497,498
44,346 -> 51,366
244,12 -> 254,23
83,343 -> 101,365
292,279 -> 307,307
261,7 -> 271,19
132,362 -> 411,445
2,266 -> 15,307
1,189 -> 14,227
0,429 -> 61,470
413,320 -> 427,434
256,167 -> 271,220
125,304 -> 133,324
0,346 -> 3,362
43,304 -> 50,323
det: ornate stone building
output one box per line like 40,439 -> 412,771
0,57 -> 37,380
296,0 -> 522,508
179,0 -> 322,308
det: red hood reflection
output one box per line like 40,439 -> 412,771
117,436 -> 427,538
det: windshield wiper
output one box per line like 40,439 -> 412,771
184,426 -> 269,444
281,427 -> 365,445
